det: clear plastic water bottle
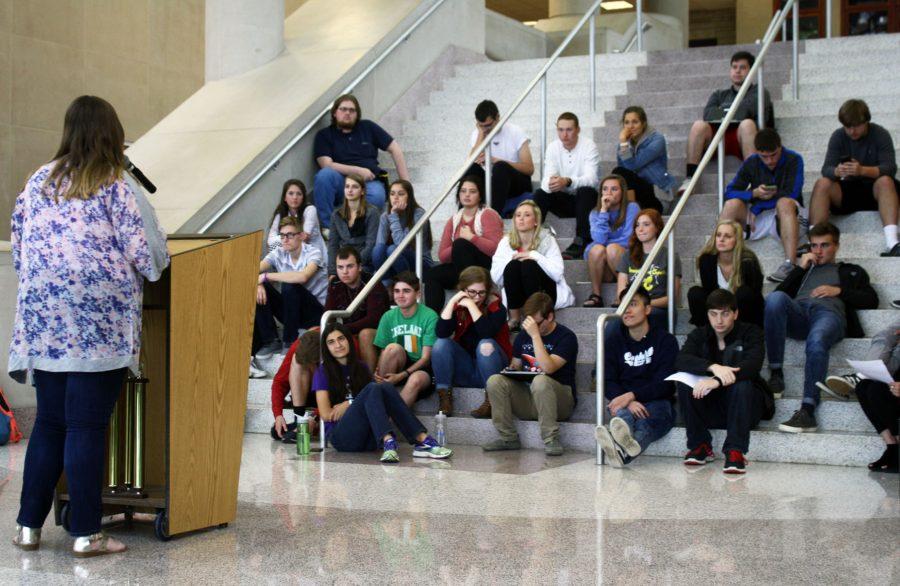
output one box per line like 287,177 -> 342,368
434,411 -> 447,446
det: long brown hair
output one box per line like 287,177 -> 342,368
595,174 -> 630,232
628,208 -> 664,267
456,266 -> 497,306
387,179 -> 432,248
271,179 -> 308,227
338,173 -> 369,222
320,323 -> 372,406
46,95 -> 126,200
696,219 -> 759,290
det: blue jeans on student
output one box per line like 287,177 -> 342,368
328,382 -> 426,451
372,243 -> 416,280
764,291 -> 845,407
609,399 -> 675,454
17,369 -> 127,536
313,167 -> 386,228
431,337 -> 507,391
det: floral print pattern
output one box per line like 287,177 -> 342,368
8,164 -> 169,382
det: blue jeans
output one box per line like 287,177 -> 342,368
609,399 -> 674,455
18,369 -> 126,536
431,337 -> 507,391
372,243 -> 416,280
328,383 -> 426,451
313,167 -> 386,228
764,291 -> 845,407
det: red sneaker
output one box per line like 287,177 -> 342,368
723,450 -> 747,474
683,443 -> 714,466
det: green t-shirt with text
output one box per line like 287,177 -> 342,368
374,304 -> 438,362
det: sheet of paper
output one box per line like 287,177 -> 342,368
665,372 -> 704,387
847,359 -> 894,384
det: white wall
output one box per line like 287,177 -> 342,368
486,10 -> 549,61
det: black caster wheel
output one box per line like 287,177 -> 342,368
218,523 -> 228,529
60,502 -> 71,532
154,510 -> 170,542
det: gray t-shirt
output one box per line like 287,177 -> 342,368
616,247 -> 682,300
797,263 -> 846,324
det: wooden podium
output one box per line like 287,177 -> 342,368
55,232 -> 262,540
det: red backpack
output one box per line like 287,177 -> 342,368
0,387 -> 23,444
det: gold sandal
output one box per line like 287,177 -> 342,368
12,525 -> 41,551
73,532 -> 127,558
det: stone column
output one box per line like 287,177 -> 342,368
205,0 -> 285,82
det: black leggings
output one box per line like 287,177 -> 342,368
612,166 -> 663,213
424,239 -> 492,311
503,259 -> 557,309
465,161 -> 533,216
531,187 -> 597,243
855,379 -> 900,436
687,285 -> 764,328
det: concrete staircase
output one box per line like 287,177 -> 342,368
246,34 -> 900,466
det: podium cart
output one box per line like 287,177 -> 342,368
54,232 -> 262,540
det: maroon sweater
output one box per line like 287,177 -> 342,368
324,275 -> 390,334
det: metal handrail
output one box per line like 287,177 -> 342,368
594,0 -> 799,465
197,0 -> 448,233
319,0 -> 606,337
615,22 -> 652,54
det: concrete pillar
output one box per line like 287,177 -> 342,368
205,0 -> 285,82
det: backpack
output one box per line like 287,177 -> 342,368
0,387 -> 23,445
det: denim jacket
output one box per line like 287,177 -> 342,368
616,129 -> 676,192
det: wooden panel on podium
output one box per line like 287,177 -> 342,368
166,232 -> 260,536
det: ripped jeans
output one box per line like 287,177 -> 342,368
431,337 -> 507,391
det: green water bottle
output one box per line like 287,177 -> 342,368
298,411 -> 311,456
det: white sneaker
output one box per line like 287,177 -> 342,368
676,177 -> 692,196
767,260 -> 795,283
255,340 -> 281,359
249,357 -> 267,379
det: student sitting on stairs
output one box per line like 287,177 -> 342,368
808,99 -> 900,258
817,319 -> 900,474
720,129 -> 806,284
676,289 -> 774,475
270,330 -> 321,443
764,222 -> 879,434
596,288 -> 678,467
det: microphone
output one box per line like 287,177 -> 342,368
124,156 -> 157,194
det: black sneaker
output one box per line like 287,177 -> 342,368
562,240 -> 584,260
723,450 -> 747,474
778,409 -> 818,433
817,373 -> 861,400
683,443 -> 714,466
892,300 -> 900,310
880,243 -> 900,257
768,370 -> 785,399
281,430 -> 297,444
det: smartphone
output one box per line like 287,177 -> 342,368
839,155 -> 852,164
764,184 -> 777,191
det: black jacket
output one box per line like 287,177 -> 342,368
696,252 -> 764,295
776,262 -> 878,338
675,322 -> 774,420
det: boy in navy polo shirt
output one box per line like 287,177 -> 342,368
313,94 -> 410,228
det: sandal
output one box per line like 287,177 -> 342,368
582,293 -> 604,308
73,532 -> 127,558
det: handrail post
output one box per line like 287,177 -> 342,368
826,0 -> 832,39
667,230 -> 675,334
415,230 -> 424,282
589,11 -> 596,112
792,0 -> 799,100
717,140 -> 725,213
636,0 -> 644,51
540,75 -> 547,178
782,20 -> 787,42
757,40 -> 765,130
595,313 -> 614,466
485,142 -> 493,209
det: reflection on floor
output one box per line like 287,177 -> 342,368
1,434 -> 897,584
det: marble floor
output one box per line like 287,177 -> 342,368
1,435 -> 898,584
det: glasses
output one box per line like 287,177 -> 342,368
337,107 -> 357,113
465,289 -> 487,297
279,232 -> 300,240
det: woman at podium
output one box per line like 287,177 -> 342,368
9,96 -> 169,556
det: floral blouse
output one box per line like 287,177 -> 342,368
8,163 -> 170,383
